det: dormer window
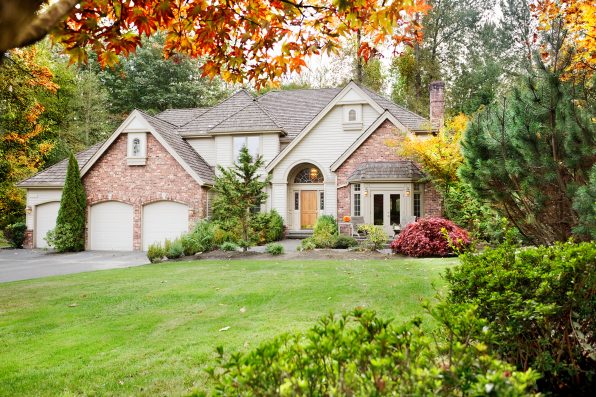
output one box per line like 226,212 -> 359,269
348,109 -> 357,121
127,132 -> 147,165
132,138 -> 141,156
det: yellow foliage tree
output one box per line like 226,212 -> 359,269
391,114 -> 468,201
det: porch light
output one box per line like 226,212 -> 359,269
363,188 -> 368,196
405,189 -> 411,197
25,206 -> 32,214
309,167 -> 319,180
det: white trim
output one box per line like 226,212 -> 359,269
80,110 -> 207,186
330,111 -> 408,172
265,82 -> 384,172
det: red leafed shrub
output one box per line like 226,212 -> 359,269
391,217 -> 470,257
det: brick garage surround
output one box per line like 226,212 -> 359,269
335,120 -> 442,220
83,133 -> 208,250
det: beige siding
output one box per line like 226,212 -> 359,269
261,134 -> 280,164
25,188 -> 63,230
187,138 -> 216,166
214,135 -> 234,170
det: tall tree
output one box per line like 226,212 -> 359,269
93,33 -> 228,116
1,1 -> 428,89
212,147 -> 271,251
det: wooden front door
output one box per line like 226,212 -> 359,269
300,190 -> 318,229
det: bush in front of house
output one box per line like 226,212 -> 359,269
164,238 -> 183,259
265,242 -> 284,255
220,241 -> 239,252
45,223 -> 82,252
251,210 -> 285,244
333,235 -> 358,249
147,242 -> 166,263
358,224 -> 387,251
206,308 -> 539,396
445,240 -> 596,395
297,238 -> 316,251
3,222 -> 26,248
311,215 -> 339,248
391,217 -> 470,257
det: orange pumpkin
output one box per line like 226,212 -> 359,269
343,216 -> 351,222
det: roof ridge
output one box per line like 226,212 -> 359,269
137,109 -> 179,129
259,86 -> 340,97
177,89 -> 253,129
206,100 -> 253,132
358,84 -> 428,122
252,98 -> 284,130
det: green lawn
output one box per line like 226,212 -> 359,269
0,257 -> 457,396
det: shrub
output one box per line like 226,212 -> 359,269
3,222 -> 26,248
265,242 -> 284,255
358,224 -> 387,251
251,210 -> 285,244
311,215 -> 338,248
333,235 -> 358,249
220,241 -> 239,252
206,309 -> 539,396
147,242 -> 165,263
164,238 -> 183,259
45,224 -> 81,252
212,222 -> 239,246
180,233 -> 201,256
391,217 -> 470,257
445,240 -> 596,395
297,238 -> 316,251
190,220 -> 217,252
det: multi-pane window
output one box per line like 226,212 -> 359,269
352,183 -> 361,216
233,136 -> 259,160
294,167 -> 324,183
132,138 -> 141,156
320,192 -> 325,210
413,183 -> 422,218
294,192 -> 299,210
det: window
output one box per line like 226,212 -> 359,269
233,136 -> 260,160
294,167 -> 324,183
319,192 -> 325,210
348,109 -> 357,121
132,138 -> 141,156
294,192 -> 299,210
413,183 -> 423,218
352,183 -> 361,216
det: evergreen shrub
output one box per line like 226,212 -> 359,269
312,215 -> 338,248
147,242 -> 165,263
3,222 -> 26,248
180,234 -> 201,256
446,240 -> 596,395
220,241 -> 239,251
164,238 -> 183,259
391,217 -> 470,257
265,242 -> 284,255
190,220 -> 216,252
251,210 -> 285,244
297,238 -> 316,251
206,309 -> 539,396
333,235 -> 358,249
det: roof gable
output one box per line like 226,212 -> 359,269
209,100 -> 283,134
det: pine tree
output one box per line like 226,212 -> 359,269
212,146 -> 271,251
48,153 -> 87,251
460,66 -> 595,244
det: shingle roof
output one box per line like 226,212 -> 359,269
156,108 -> 210,127
17,142 -> 103,187
210,100 -> 282,133
178,90 -> 255,135
257,88 -> 342,138
140,111 -> 215,184
348,161 -> 425,182
359,86 -> 432,132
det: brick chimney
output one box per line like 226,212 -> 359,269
429,81 -> 445,129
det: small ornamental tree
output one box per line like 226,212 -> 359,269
391,217 -> 470,257
46,153 -> 86,251
212,146 -> 271,251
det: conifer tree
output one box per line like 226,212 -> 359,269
212,147 -> 271,251
47,153 -> 87,251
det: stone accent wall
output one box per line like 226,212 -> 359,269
83,133 -> 208,250
335,120 -> 442,220
23,230 -> 33,249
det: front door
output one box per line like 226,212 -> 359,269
300,190 -> 318,229
372,192 -> 403,235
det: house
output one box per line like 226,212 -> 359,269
18,81 -> 444,251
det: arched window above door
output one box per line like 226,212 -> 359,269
294,166 -> 324,183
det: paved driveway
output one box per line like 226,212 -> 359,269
0,249 -> 148,283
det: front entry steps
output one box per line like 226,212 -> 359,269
287,230 -> 314,239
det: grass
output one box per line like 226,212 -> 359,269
0,257 -> 457,396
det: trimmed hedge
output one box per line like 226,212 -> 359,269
391,217 -> 470,257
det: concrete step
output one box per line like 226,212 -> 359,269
286,230 -> 314,239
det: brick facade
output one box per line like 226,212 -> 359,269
335,120 -> 442,220
83,133 -> 208,250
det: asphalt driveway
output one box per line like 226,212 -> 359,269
0,249 -> 148,283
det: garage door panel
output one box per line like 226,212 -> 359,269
143,201 -> 188,251
35,202 -> 60,248
89,202 -> 133,251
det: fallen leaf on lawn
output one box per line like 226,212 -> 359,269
239,307 -> 246,313
68,303 -> 78,307
219,326 -> 231,332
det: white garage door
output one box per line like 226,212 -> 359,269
35,201 -> 60,248
142,201 -> 189,251
89,201 -> 134,251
